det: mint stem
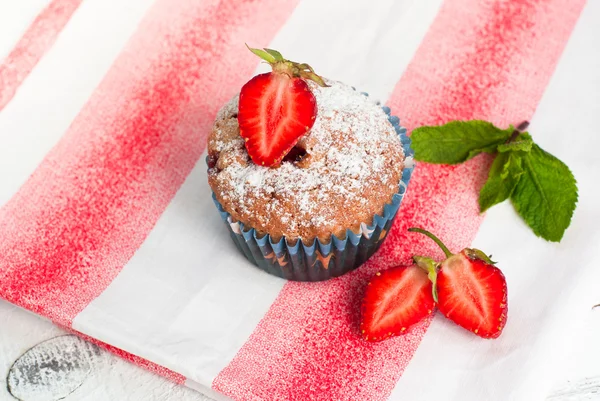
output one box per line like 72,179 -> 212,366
408,227 -> 453,257
506,120 -> 530,143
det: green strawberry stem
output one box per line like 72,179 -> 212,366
413,255 -> 440,302
464,248 -> 496,264
506,120 -> 530,143
408,227 -> 453,258
246,44 -> 329,87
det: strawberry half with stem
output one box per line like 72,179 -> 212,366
361,265 -> 436,342
409,227 -> 508,339
239,46 -> 328,167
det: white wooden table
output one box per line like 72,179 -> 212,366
1,299 -> 599,401
0,300 -> 210,401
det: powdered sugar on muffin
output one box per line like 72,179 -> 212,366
207,80 -> 405,242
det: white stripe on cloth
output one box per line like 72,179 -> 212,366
388,1 -> 600,400
0,0 -> 154,208
72,0 -> 444,389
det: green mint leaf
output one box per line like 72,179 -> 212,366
510,144 -> 578,242
497,132 -> 533,153
412,120 -> 513,164
479,151 -> 524,212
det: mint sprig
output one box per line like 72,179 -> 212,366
411,120 -> 578,242
497,132 -> 533,153
410,121 -> 513,164
479,150 -> 523,213
511,144 -> 578,242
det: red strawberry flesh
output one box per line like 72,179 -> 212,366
361,265 -> 435,342
436,250 -> 508,339
238,72 -> 316,166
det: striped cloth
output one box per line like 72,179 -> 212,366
1,0 -> 598,400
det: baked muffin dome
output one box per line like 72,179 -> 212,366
207,80 -> 405,243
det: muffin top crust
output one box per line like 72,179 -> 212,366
207,80 -> 405,242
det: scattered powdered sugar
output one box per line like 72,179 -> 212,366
208,79 -> 405,239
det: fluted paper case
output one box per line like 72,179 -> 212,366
210,103 -> 414,281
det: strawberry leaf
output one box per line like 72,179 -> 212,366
510,144 -> 578,242
464,248 -> 497,265
263,48 -> 284,61
246,44 -> 277,64
497,132 -> 533,153
479,151 -> 524,212
413,256 -> 439,302
411,120 -> 513,164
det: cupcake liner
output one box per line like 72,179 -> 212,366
209,101 -> 415,281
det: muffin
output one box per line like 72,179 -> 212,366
206,48 -> 414,281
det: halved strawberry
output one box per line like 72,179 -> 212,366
361,265 -> 435,342
238,46 -> 327,167
409,228 -> 508,339
436,250 -> 508,339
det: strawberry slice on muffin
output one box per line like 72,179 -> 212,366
239,46 -> 328,167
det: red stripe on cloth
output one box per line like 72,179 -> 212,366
0,0 -> 82,111
213,0 -> 585,400
0,0 -> 299,326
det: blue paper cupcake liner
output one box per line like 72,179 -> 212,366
209,99 -> 414,281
